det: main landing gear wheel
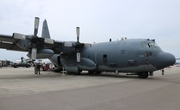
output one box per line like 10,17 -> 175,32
88,71 -> 101,75
138,72 -> 148,79
88,71 -> 94,74
67,70 -> 81,75
95,71 -> 101,74
75,69 -> 82,75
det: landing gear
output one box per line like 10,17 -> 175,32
95,71 -> 101,74
74,70 -> 82,75
138,72 -> 148,79
88,71 -> 94,74
88,71 -> 101,75
149,72 -> 153,76
67,70 -> 82,75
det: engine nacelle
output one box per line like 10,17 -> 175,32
61,47 -> 76,54
78,58 -> 97,70
27,49 -> 54,59
16,40 -> 31,50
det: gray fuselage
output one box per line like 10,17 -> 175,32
57,39 -> 175,73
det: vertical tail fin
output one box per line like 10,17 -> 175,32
41,19 -> 51,38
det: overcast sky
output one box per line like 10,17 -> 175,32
0,0 -> 180,61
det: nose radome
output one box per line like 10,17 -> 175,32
156,52 -> 176,69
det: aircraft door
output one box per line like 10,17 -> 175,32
57,56 -> 60,65
137,50 -> 154,71
144,51 -> 155,68
94,52 -> 108,66
103,54 -> 107,64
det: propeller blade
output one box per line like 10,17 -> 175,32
13,33 -> 26,39
31,48 -> 37,61
34,17 -> 40,36
77,52 -> 81,62
76,27 -> 80,43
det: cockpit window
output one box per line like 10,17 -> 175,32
140,41 -> 159,48
148,42 -> 157,48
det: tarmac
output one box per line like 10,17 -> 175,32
0,66 -> 180,110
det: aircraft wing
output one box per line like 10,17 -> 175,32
0,42 -> 27,52
0,34 -> 28,52
45,40 -> 63,54
0,34 -> 17,42
0,34 -> 65,53
0,17 -> 89,61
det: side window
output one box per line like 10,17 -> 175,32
57,56 -> 60,65
103,54 -> 107,64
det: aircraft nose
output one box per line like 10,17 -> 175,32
156,52 -> 176,69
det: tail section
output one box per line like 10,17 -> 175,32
41,19 -> 51,38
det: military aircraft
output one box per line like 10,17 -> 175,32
0,17 -> 176,78
11,57 -> 31,68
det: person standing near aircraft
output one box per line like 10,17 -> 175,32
34,60 -> 41,75
37,63 -> 41,75
162,68 -> 164,75
34,61 -> 38,74
43,63 -> 45,70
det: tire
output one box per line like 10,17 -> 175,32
88,71 -> 94,74
138,72 -> 148,79
95,71 -> 101,74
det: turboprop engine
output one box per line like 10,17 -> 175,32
27,49 -> 54,59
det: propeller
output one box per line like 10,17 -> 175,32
63,27 -> 91,62
12,17 -> 54,61
31,17 -> 40,61
34,17 -> 39,36
76,27 -> 80,62
13,17 -> 40,39
31,48 -> 37,61
76,27 -> 80,43
75,27 -> 91,62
